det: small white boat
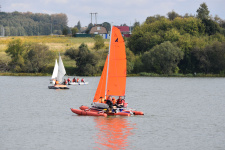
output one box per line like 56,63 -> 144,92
48,53 -> 69,89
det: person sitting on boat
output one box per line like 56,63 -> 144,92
116,96 -> 124,108
81,78 -> 85,83
77,78 -> 79,83
112,97 -> 117,106
55,80 -> 59,85
98,96 -> 105,103
72,77 -> 76,82
67,77 -> 71,84
106,96 -> 113,108
63,79 -> 67,85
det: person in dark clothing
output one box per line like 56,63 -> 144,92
106,96 -> 113,108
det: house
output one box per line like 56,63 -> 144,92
115,26 -> 131,37
89,25 -> 107,34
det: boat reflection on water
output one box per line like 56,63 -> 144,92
93,117 -> 135,149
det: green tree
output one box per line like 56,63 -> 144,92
76,21 -> 81,32
167,10 -> 180,20
142,41 -> 184,74
25,44 -> 54,73
62,27 -> 68,35
193,41 -> 225,73
65,43 -> 99,75
71,27 -> 79,37
5,39 -> 26,72
126,48 -> 135,73
102,22 -> 111,32
197,2 -> 210,20
202,18 -> 220,35
86,23 -> 93,34
133,21 -> 140,31
93,35 -> 105,50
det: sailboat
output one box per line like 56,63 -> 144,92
70,26 -> 143,116
48,53 -> 69,89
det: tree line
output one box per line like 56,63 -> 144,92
1,2 -> 225,76
0,11 -> 68,36
127,2 -> 225,74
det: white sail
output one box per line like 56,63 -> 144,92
57,54 -> 66,83
51,59 -> 58,79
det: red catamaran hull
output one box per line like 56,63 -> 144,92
70,108 -> 107,117
78,105 -> 143,116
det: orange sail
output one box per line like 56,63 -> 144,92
93,26 -> 126,102
107,26 -> 126,96
93,56 -> 108,102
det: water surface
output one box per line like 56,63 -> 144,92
0,76 -> 225,149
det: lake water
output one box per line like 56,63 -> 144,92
0,76 -> 225,150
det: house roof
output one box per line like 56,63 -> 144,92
89,25 -> 107,34
115,26 -> 130,32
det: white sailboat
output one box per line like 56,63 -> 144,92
57,54 -> 66,83
48,53 -> 69,89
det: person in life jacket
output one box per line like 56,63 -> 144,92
112,97 -> 117,105
77,78 -> 79,82
55,80 -> 59,85
116,96 -> 124,108
67,77 -> 71,84
98,96 -> 105,103
63,79 -> 67,85
72,77 -> 76,82
81,78 -> 85,82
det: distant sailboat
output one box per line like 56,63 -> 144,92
70,26 -> 143,116
48,53 -> 69,89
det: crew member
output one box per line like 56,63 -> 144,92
117,96 -> 124,108
98,97 -> 105,103
63,79 -> 67,85
67,77 -> 71,83
106,96 -> 113,108
55,80 -> 59,85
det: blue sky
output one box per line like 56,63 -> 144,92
1,0 -> 225,27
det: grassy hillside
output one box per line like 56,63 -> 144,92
0,35 -> 109,69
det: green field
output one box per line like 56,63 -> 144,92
0,35 -> 109,69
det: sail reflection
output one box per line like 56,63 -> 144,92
94,117 -> 135,150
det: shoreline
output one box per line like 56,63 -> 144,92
1,72 -> 225,77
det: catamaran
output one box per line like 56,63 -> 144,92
70,26 -> 143,116
48,53 -> 69,89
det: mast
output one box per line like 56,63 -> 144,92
105,24 -> 113,98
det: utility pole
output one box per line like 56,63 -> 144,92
90,12 -> 98,25
94,13 -> 98,24
90,13 -> 92,24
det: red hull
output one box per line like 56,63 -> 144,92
71,108 -> 107,117
132,111 -> 144,115
79,105 -> 89,110
72,106 -> 144,116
